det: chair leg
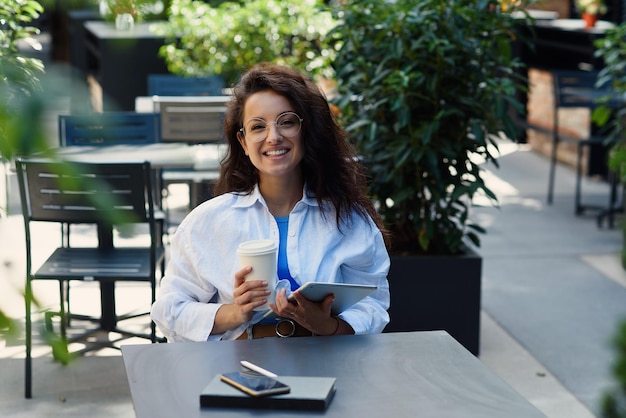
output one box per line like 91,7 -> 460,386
608,171 -> 617,228
548,134 -> 559,205
65,281 -> 72,327
25,278 -> 32,399
151,281 -> 157,343
61,225 -> 73,327
59,281 -> 68,338
597,170 -> 622,228
187,181 -> 196,210
575,141 -> 585,215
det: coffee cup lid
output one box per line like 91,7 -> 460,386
237,239 -> 277,255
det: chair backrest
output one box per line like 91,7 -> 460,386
155,97 -> 228,144
552,70 -> 606,109
16,159 -> 155,226
58,112 -> 161,146
147,74 -> 225,96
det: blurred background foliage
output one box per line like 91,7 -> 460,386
1,0 -> 71,363
602,320 -> 626,418
593,21 -> 626,418
153,0 -> 337,86
0,0 -> 47,180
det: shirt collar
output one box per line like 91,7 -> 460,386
232,184 -> 319,210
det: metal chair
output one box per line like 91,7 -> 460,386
153,97 -> 228,209
147,74 -> 226,209
548,70 -> 621,221
156,97 -> 227,144
58,112 -> 161,146
147,74 -> 224,97
58,112 -> 164,227
56,112 -> 167,328
16,159 -> 165,398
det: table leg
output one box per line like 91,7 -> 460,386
100,282 -> 116,331
97,223 -> 117,330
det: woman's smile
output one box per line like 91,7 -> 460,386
264,147 -> 289,157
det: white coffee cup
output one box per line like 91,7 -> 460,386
236,240 -> 278,310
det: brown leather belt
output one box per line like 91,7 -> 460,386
236,319 -> 313,340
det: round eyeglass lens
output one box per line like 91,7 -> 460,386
244,112 -> 302,142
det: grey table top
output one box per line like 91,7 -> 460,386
44,142 -> 226,170
121,331 -> 546,418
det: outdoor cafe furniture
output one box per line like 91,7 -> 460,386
547,69 -> 622,227
16,159 -> 165,399
52,141 -> 225,171
56,112 -> 167,339
53,109 -> 226,175
53,134 -> 227,225
17,115 -> 224,398
151,96 -> 228,208
121,331 -> 547,418
57,111 -> 168,246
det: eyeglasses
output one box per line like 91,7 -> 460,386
239,112 -> 303,143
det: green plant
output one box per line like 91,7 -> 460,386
36,0 -> 98,10
330,0 -> 529,255
593,23 -> 626,268
0,0 -> 45,109
98,0 -> 171,22
108,0 -> 139,16
154,0 -> 336,85
1,0 -> 72,364
602,319 -> 626,418
0,0 -> 54,161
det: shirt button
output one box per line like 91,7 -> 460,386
288,231 -> 295,237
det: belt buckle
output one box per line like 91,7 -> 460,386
275,319 -> 296,338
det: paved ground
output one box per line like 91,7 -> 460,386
476,141 -> 626,418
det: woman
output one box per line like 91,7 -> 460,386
150,64 -> 390,342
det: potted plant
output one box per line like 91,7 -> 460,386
593,22 -> 626,267
98,0 -> 171,22
329,0 -> 531,355
576,0 -> 607,28
153,0 -> 336,85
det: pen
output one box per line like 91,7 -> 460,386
240,360 -> 278,377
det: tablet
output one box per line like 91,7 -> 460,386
262,282 -> 376,319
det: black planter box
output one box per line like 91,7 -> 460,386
383,248 -> 482,356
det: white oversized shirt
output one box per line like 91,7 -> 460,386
150,185 -> 390,342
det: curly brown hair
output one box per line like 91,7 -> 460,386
215,63 -> 388,245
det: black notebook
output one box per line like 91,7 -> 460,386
200,375 -> 337,411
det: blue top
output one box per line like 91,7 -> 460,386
275,215 -> 300,291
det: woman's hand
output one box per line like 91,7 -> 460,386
212,266 -> 270,334
270,288 -> 348,336
270,287 -> 300,318
232,266 -> 271,313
